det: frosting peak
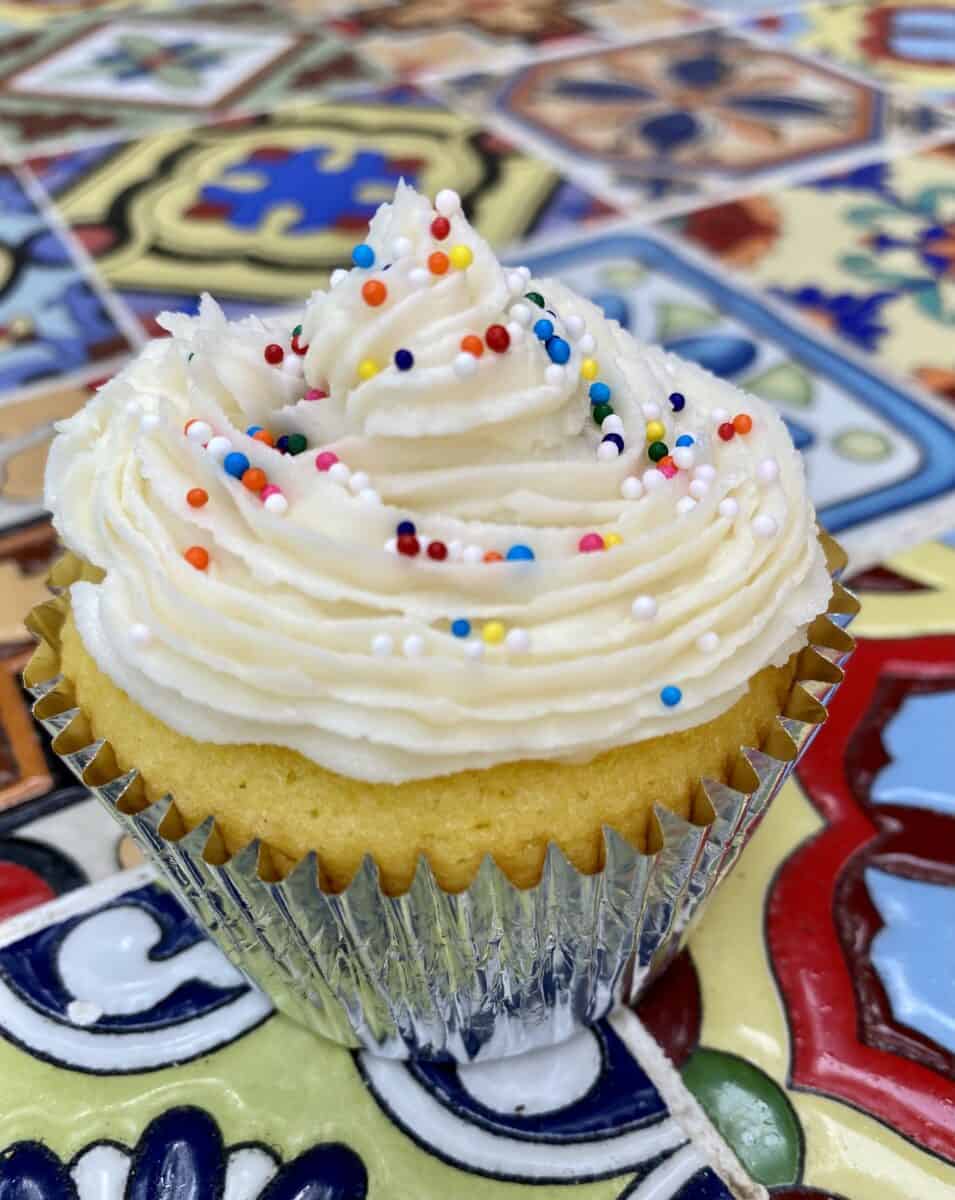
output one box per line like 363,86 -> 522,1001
46,183 -> 832,783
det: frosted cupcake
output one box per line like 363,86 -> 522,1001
32,183 -> 852,1058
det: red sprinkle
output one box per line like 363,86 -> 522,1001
305,388 -> 327,401
485,324 -> 510,353
718,422 -> 736,442
264,343 -> 284,365
427,541 -> 448,561
315,451 -> 339,471
291,335 -> 308,356
397,534 -> 420,557
430,216 -> 451,240
658,461 -> 678,479
578,533 -> 605,553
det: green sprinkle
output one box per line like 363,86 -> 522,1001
648,441 -> 669,462
287,433 -> 308,455
592,403 -> 614,425
525,291 -> 545,308
292,324 -> 302,337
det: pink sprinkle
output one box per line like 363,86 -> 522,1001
315,451 -> 339,471
305,388 -> 327,401
658,462 -> 678,479
578,532 -> 605,553
260,484 -> 281,500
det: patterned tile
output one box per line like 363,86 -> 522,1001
674,143 -> 955,416
0,4 -> 380,156
518,229 -> 955,563
27,91 -> 615,331
747,3 -> 955,108
0,165 -> 133,398
443,28 -> 953,216
680,531 -> 955,1197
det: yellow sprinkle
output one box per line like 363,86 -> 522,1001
580,358 -> 598,380
645,420 -> 666,442
449,244 -> 473,270
357,359 -> 379,381
482,620 -> 506,645
603,532 -> 623,548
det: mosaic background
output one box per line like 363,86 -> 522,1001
1,1 -> 954,1197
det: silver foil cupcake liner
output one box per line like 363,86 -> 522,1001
25,536 -> 857,1063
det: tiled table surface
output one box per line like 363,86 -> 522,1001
0,1 -> 954,1197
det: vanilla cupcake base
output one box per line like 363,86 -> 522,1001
61,609 -> 796,894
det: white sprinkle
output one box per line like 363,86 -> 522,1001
688,479 -> 709,500
140,413 -> 160,433
385,537 -> 398,554
632,595 -> 657,621
330,268 -> 347,287
509,302 -> 532,326
328,462 -> 351,485
712,407 -> 729,424
507,271 -> 526,295
348,471 -> 370,494
465,640 -> 485,661
641,402 -> 661,420
621,476 -> 643,500
505,628 -> 530,654
545,364 -> 565,385
372,633 -> 393,657
409,267 -> 430,288
454,352 -> 478,378
67,1000 -> 102,1027
418,536 -> 431,553
578,333 -> 596,354
506,322 -> 525,344
124,400 -> 141,417
206,435 -> 232,462
642,468 -> 665,491
694,463 -> 717,481
447,539 -> 463,560
718,498 -> 739,519
129,623 -> 151,647
673,447 -> 695,471
264,492 -> 289,515
186,420 -> 212,445
753,514 -> 778,538
391,236 -> 412,258
462,544 -> 484,564
358,488 -> 381,506
564,314 -> 585,339
597,439 -> 620,460
435,188 -> 461,216
518,265 -> 532,282
601,415 -> 623,436
757,457 -> 780,484
676,496 -> 697,515
697,632 -> 720,654
282,354 -> 304,377
403,634 -> 425,658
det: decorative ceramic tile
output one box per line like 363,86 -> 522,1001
748,3 -> 955,108
675,143 -> 955,415
0,165 -> 134,399
444,28 -> 953,215
0,6 -> 380,156
0,866 -> 733,1198
27,91 -> 615,329
680,530 -> 955,1197
518,229 -> 955,563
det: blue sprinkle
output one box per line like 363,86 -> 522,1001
589,381 -> 611,405
451,619 -> 471,638
669,391 -> 686,412
276,435 -> 290,454
602,433 -> 625,452
661,685 -> 682,708
506,544 -> 535,561
533,318 -> 554,341
675,434 -> 694,447
546,336 -> 570,364
352,243 -> 374,268
223,451 -> 250,478
397,520 -> 416,536
394,348 -> 414,371
246,425 -> 263,437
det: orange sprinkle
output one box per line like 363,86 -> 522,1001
186,487 -> 208,508
483,550 -> 503,563
460,334 -> 484,357
733,413 -> 753,435
252,429 -> 275,446
242,468 -> 267,493
362,279 -> 387,307
428,251 -> 449,276
184,546 -> 209,570
658,455 -> 675,470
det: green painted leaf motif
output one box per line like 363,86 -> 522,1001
656,302 -> 718,339
912,185 -> 955,218
914,283 -> 955,325
741,362 -> 813,408
156,64 -> 200,89
120,34 -> 161,58
844,203 -> 899,226
838,254 -> 925,289
682,1047 -> 801,1186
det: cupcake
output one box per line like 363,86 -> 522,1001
30,183 -> 854,1059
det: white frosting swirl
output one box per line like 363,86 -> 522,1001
46,183 -> 832,784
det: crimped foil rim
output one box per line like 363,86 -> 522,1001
24,534 -> 858,1060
